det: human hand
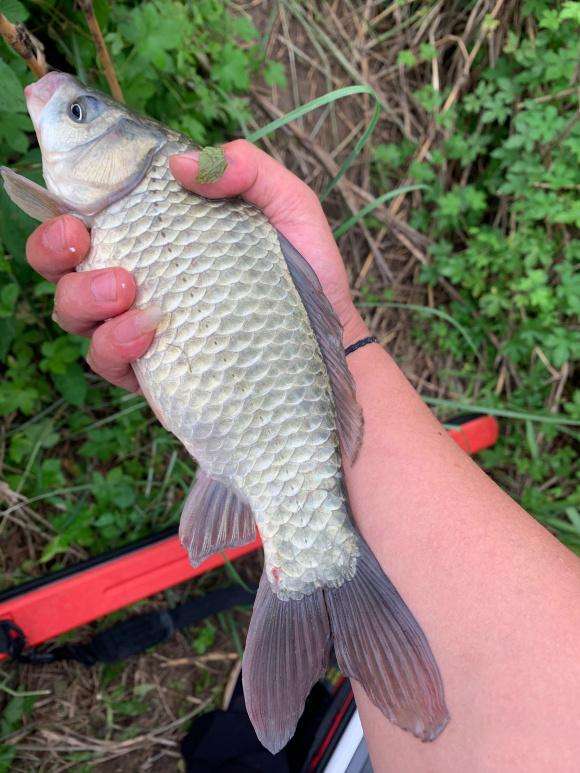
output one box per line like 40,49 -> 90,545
25,140 -> 368,392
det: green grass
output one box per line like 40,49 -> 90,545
0,0 -> 578,768
1,1 -> 579,568
0,0 -> 578,584
0,0 -> 286,581
361,0 -> 579,552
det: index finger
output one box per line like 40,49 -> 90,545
26,214 -> 91,283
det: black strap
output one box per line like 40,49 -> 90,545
344,336 -> 378,357
0,585 -> 255,666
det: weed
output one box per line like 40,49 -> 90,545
0,0 -> 284,579
371,0 -> 579,549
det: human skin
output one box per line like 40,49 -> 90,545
26,140 -> 580,771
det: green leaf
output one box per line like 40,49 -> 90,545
0,58 -> 26,112
0,282 -> 18,317
525,420 -> 540,459
40,534 -> 71,564
397,50 -> 417,67
539,9 -> 561,29
373,140 -> 414,169
263,61 -> 287,88
213,43 -> 250,91
560,1 -> 580,23
193,623 -> 216,655
196,146 -> 227,183
566,507 -> 580,533
231,15 -> 258,42
0,0 -> 28,22
419,43 -> 437,61
41,337 -> 83,375
52,363 -> 88,406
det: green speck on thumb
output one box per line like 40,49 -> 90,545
196,146 -> 227,184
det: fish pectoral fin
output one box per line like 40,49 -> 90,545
0,167 -> 69,223
278,232 -> 364,463
242,573 -> 331,754
178,469 -> 256,567
325,537 -> 450,742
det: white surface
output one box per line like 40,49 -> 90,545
323,709 -> 365,773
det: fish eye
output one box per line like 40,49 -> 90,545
69,102 -> 84,122
67,96 -> 103,125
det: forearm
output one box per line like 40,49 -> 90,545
343,326 -> 580,771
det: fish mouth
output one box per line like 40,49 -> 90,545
25,71 -> 71,126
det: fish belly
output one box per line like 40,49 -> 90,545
78,150 -> 358,599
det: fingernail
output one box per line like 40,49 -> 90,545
171,151 -> 199,179
172,147 -> 227,184
197,146 -> 227,183
91,271 -> 118,303
41,215 -> 77,256
177,150 -> 200,162
113,306 -> 164,344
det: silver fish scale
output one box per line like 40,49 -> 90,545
77,139 -> 359,600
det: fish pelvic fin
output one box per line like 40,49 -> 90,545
325,537 -> 450,742
242,572 -> 331,754
179,469 -> 256,567
1,167 -> 68,223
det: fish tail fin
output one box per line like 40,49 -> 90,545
242,539 -> 448,753
325,536 -> 450,742
242,571 -> 331,754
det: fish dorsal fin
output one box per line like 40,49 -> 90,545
278,232 -> 363,463
0,167 -> 70,223
179,469 -> 256,567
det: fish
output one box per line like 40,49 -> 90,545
2,72 -> 449,752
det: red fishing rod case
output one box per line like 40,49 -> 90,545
0,413 -> 498,657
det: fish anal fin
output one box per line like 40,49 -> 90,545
278,232 -> 363,462
242,573 -> 331,753
178,470 -> 256,567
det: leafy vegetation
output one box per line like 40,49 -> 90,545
0,689 -> 38,770
372,0 -> 579,550
0,0 -> 578,582
0,0 -> 578,768
0,0 -> 285,581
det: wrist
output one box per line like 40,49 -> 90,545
340,306 -> 370,349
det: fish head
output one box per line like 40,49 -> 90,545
25,72 -> 165,215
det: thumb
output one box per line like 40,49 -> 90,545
169,139 -> 358,334
169,139 -> 322,235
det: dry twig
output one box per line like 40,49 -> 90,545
0,14 -> 48,77
80,0 -> 124,102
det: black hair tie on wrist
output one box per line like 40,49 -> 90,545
344,336 -> 378,357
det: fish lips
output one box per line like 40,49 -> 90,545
25,71 -> 71,127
